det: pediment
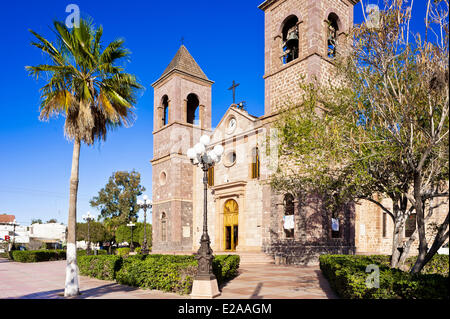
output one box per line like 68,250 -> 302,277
211,106 -> 259,143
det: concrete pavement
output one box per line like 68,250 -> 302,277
0,257 -> 336,299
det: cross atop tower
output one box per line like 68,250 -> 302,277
228,80 -> 240,104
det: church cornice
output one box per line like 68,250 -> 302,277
152,69 -> 214,89
152,120 -> 213,135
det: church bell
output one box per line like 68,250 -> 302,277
285,27 -> 299,47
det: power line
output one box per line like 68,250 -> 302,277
0,186 -> 92,200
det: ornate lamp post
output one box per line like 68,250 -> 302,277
127,222 -> 135,252
137,195 -> 152,255
82,212 -> 94,255
187,134 -> 224,298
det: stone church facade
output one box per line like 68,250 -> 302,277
150,0 -> 448,264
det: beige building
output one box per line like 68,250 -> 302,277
150,0 -> 448,263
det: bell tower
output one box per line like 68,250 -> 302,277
259,0 -> 359,115
151,45 -> 214,252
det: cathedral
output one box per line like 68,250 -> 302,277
150,0 -> 448,264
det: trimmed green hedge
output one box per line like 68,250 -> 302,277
213,254 -> 241,285
77,249 -> 108,257
319,255 -> 449,299
116,247 -> 131,256
10,250 -> 66,263
78,254 -> 240,295
78,255 -> 123,281
116,256 -> 197,294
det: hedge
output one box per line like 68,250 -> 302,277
78,254 -> 240,295
77,249 -> 107,257
319,255 -> 449,299
10,250 -> 66,263
116,247 -> 131,256
116,256 -> 198,294
78,255 -> 123,281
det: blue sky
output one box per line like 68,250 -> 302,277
0,1 -> 427,226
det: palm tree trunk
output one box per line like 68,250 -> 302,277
64,137 -> 81,297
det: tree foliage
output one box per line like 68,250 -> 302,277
76,221 -> 111,244
272,0 -> 449,272
26,18 -> 143,296
115,222 -> 152,248
90,170 -> 146,223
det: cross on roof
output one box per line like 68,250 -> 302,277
228,80 -> 240,104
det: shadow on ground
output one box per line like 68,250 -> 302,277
7,283 -> 140,299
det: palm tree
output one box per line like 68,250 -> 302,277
26,19 -> 143,297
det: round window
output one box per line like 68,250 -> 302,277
225,151 -> 237,167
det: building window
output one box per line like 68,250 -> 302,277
225,151 -> 237,167
331,217 -> 340,238
283,194 -> 295,238
327,13 -> 340,59
281,16 -> 299,64
162,95 -> 169,126
208,166 -> 214,186
186,93 -> 200,125
161,212 -> 167,242
251,147 -> 260,179
405,213 -> 416,238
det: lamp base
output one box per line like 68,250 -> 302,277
190,278 -> 221,299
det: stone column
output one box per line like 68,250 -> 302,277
183,99 -> 188,123
294,199 -> 300,240
199,104 -> 205,129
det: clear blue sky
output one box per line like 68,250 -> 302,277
0,1 -> 427,226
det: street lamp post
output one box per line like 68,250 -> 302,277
137,195 -> 152,255
82,212 -> 94,255
127,222 -> 136,252
187,135 -> 224,299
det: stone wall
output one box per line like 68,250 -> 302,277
262,0 -> 355,114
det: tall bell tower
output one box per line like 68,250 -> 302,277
151,45 -> 214,252
259,0 -> 359,115
259,0 -> 359,261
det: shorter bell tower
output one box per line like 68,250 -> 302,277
151,45 -> 214,252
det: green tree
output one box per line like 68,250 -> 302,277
76,221 -> 110,244
115,222 -> 152,249
90,170 -> 146,251
26,19 -> 143,296
272,1 -> 448,272
31,219 -> 43,224
47,219 -> 58,223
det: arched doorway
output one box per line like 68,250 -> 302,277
223,199 -> 239,251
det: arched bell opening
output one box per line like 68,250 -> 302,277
281,16 -> 299,64
161,95 -> 169,127
186,93 -> 200,125
327,13 -> 340,59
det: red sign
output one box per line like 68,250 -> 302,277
4,235 -> 10,241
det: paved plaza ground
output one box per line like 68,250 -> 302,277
0,257 -> 336,299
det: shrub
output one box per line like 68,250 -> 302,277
115,254 -> 240,295
78,255 -> 123,281
77,254 -> 240,295
10,249 -> 66,263
213,255 -> 240,285
116,256 -> 197,294
77,249 -> 107,257
319,254 -> 449,299
405,254 -> 449,276
116,247 -> 130,257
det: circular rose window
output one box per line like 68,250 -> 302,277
224,151 -> 237,167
